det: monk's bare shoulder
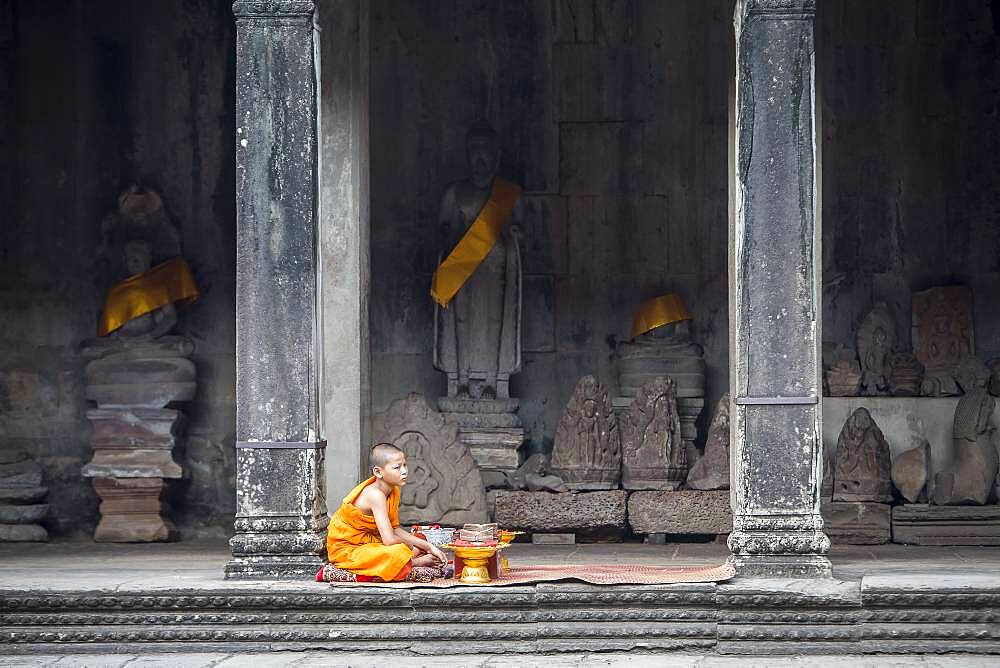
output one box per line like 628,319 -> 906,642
354,485 -> 389,515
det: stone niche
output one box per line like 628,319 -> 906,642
79,189 -> 197,542
823,397 -> 1000,501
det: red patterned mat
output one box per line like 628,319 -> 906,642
326,561 -> 735,588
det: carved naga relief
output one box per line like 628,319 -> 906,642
550,376 -> 621,490
621,376 -> 686,490
371,394 -> 488,524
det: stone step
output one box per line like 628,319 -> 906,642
3,577 -> 1000,655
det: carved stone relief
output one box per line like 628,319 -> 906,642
686,392 -> 730,491
887,352 -> 924,397
620,377 -> 686,490
833,408 -> 893,503
857,302 -> 896,396
912,286 -> 974,397
934,388 -> 997,506
550,376 -> 621,490
372,393 -> 488,524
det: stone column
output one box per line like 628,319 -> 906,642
317,0 -> 370,505
226,0 -> 328,580
728,0 -> 831,578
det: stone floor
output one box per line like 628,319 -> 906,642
1,538 -> 999,590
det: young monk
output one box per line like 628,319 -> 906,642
318,442 -> 449,583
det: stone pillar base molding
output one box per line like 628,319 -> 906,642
729,553 -> 832,579
728,514 -> 832,578
225,448 -> 328,580
224,555 -> 327,580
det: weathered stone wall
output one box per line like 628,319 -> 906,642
0,0 -> 235,537
819,0 -> 1000,362
369,1 -> 733,455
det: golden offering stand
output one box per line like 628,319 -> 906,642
445,543 -> 501,584
444,531 -> 524,585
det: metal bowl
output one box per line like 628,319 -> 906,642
421,527 -> 456,546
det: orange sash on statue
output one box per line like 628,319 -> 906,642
430,177 -> 521,308
97,256 -> 199,336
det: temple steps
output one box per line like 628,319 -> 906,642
2,579 -> 1000,656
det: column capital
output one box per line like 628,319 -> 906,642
742,0 -> 815,16
232,0 -> 314,19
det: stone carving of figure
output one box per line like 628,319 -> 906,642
833,408 -> 893,502
934,387 -> 997,506
887,352 -> 924,397
550,376 -> 621,490
79,188 -> 197,542
433,124 -> 522,400
954,355 -> 991,395
507,453 -> 567,493
857,303 -> 896,396
892,417 -> 931,504
621,376 -> 686,490
988,358 -> 1000,397
686,392 -> 731,491
616,308 -> 705,462
824,345 -> 862,397
912,286 -> 974,396
114,240 -> 177,339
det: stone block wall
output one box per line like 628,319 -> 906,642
0,0 -> 236,537
369,0 -> 733,456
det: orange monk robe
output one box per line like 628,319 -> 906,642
326,476 -> 413,581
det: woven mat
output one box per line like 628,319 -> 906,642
326,561 -> 735,588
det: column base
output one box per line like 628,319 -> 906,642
730,554 -> 832,579
225,555 -> 326,580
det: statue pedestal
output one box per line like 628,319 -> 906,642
90,477 -> 177,542
438,398 -> 524,484
82,408 -> 184,542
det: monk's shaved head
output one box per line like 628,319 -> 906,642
369,442 -> 405,469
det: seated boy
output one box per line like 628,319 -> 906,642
318,442 -> 449,583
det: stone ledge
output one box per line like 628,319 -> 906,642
822,502 -> 890,545
3,575 -> 1000,655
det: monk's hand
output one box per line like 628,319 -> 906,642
430,545 -> 447,565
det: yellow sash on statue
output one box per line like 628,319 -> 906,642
430,177 -> 521,308
630,294 -> 692,339
98,256 -> 200,336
